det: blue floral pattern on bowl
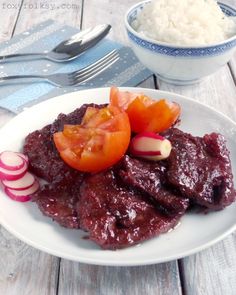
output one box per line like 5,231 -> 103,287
127,2 -> 236,57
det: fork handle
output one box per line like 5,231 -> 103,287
0,53 -> 46,62
0,74 -> 46,84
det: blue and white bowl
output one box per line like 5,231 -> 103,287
125,1 -> 236,85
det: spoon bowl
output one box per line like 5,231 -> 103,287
46,24 -> 112,62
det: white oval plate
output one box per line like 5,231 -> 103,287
0,87 -> 236,266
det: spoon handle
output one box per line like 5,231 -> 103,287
0,52 -> 45,62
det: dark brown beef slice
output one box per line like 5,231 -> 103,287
33,182 -> 80,229
23,104 -> 105,228
23,103 -> 104,185
78,170 -> 182,250
163,128 -> 236,210
118,155 -> 189,216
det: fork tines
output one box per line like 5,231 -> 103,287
71,50 -> 120,84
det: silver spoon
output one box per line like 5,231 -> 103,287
0,24 -> 111,63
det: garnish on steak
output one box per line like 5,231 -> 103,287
129,132 -> 172,161
53,104 -> 131,172
110,87 -> 181,133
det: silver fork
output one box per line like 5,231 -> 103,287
0,50 -> 119,87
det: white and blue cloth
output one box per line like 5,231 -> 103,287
0,20 -> 152,113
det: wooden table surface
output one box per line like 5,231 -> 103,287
0,0 -> 236,294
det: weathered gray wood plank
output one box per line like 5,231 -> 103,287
0,228 -> 60,295
229,52 -> 236,82
0,0 -> 23,42
137,75 -> 156,88
180,233 -> 236,295
58,261 -> 182,295
82,0 -> 137,43
14,0 -> 82,35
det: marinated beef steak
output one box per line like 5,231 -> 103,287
119,155 -> 189,216
78,170 -> 182,250
33,182 -> 80,229
23,124 -> 84,186
23,104 -> 104,185
164,128 -> 236,210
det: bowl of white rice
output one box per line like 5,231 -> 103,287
125,0 -> 236,84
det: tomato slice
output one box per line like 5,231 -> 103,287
53,105 -> 131,172
110,87 -> 180,133
110,86 -> 133,110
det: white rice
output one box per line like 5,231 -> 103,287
132,0 -> 236,46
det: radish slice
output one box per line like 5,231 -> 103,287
16,152 -> 29,164
2,172 -> 36,190
130,132 -> 172,161
0,151 -> 25,171
0,160 -> 28,181
4,180 -> 39,202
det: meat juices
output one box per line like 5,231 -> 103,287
23,104 -> 236,250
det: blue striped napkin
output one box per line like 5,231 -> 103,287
0,20 -> 152,113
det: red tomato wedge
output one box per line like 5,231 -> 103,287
53,105 -> 131,172
110,87 -> 180,133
